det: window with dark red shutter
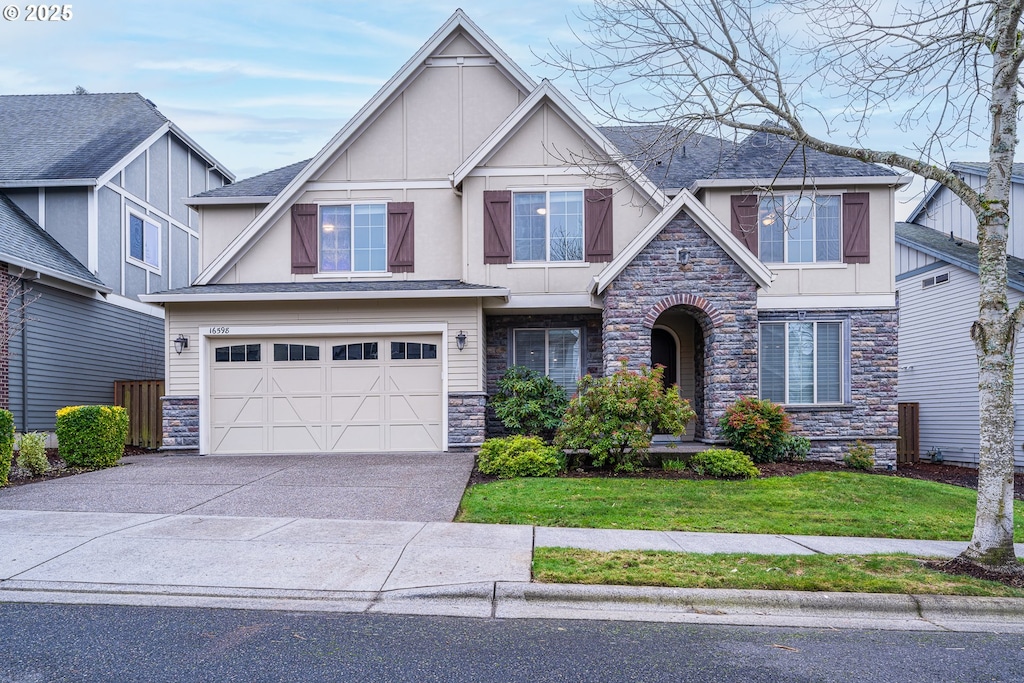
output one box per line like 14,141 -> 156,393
291,204 -> 318,274
387,202 -> 415,273
730,195 -> 759,256
842,193 -> 870,263
584,188 -> 613,262
483,190 -> 512,264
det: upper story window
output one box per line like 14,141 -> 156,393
758,194 -> 840,264
320,204 -> 387,272
513,190 -> 584,262
127,211 -> 160,270
760,320 -> 843,405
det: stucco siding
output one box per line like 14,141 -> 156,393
897,264 -> 1024,468
199,205 -> 264,272
3,189 -> 38,221
148,135 -> 170,213
164,299 -> 485,397
97,186 -> 122,294
169,138 -> 190,224
43,188 -> 89,267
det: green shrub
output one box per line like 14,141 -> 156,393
844,440 -> 876,471
0,409 -> 13,486
55,405 -> 128,469
689,448 -> 760,479
555,361 -> 696,473
477,435 -> 564,479
661,458 -> 687,472
780,433 -> 811,461
719,397 -> 792,463
489,366 -> 569,440
16,432 -> 48,476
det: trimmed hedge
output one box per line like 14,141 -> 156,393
55,405 -> 128,469
0,409 -> 13,486
17,432 -> 49,476
478,435 -> 564,479
689,448 -> 760,479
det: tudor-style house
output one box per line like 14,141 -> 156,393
143,11 -> 907,466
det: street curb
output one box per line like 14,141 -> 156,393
3,579 -> 1024,632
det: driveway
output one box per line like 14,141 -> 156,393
0,452 -> 476,522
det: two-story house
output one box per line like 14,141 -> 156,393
897,162 -> 1024,469
0,93 -> 233,433
143,11 -> 906,465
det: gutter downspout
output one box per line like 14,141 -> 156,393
20,280 -> 28,433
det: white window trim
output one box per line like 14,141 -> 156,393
512,327 -> 583,387
318,202 -> 389,274
759,192 -> 843,266
759,319 -> 846,406
511,189 -> 586,264
125,208 -> 162,274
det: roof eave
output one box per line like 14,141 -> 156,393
140,287 -> 511,304
2,257 -> 110,293
0,178 -> 98,188
185,195 -> 274,206
691,175 -> 911,190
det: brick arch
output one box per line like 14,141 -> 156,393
642,293 -> 725,330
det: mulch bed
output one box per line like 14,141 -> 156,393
924,557 -> 1024,588
4,446 -> 157,488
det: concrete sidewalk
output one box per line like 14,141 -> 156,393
3,509 -> 1023,632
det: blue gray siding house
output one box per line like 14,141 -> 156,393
0,92 -> 233,432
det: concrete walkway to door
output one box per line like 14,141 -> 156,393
0,452 -> 475,522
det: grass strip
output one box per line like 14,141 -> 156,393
457,472 -> 1024,541
533,548 -> 1024,597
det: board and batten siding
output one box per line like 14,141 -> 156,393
897,262 -> 1024,468
164,299 -> 485,397
896,242 -> 938,276
7,283 -> 164,431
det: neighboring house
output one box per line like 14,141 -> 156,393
143,11 -> 906,465
0,93 -> 233,432
896,162 -> 1024,468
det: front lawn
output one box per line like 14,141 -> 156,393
533,548 -> 1024,597
456,471 -> 1024,541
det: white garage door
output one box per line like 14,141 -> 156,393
209,336 -> 443,454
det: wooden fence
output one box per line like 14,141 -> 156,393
897,402 -> 920,464
114,380 -> 164,450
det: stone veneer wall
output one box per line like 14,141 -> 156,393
759,308 -> 899,468
0,265 -> 13,412
161,396 -> 199,450
602,214 -> 760,443
484,313 -> 603,437
448,392 -> 487,450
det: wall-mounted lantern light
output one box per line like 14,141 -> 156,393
173,334 -> 189,355
455,330 -> 467,351
675,247 -> 689,265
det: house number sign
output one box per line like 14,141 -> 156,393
208,327 -> 231,335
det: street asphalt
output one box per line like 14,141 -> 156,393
1,451 -> 1023,632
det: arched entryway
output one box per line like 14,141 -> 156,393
650,314 -> 704,440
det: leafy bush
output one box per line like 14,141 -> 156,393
477,435 -> 564,479
719,397 -> 792,463
555,361 -> 696,472
489,366 -> 568,439
0,409 -> 13,486
661,458 -> 687,472
689,448 -> 760,479
844,440 -> 876,471
780,434 -> 811,462
55,405 -> 128,469
16,432 -> 48,476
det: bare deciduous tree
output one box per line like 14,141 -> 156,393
550,0 -> 1023,571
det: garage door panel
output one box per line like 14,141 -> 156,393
389,423 -> 442,451
329,424 -> 383,451
271,367 -> 325,393
212,426 -> 266,454
386,365 -> 442,393
271,395 -> 323,423
211,367 -> 265,394
211,396 -> 264,424
330,395 -> 382,422
330,366 -> 382,393
270,425 -> 324,452
389,394 -> 443,421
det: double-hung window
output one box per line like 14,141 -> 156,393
513,328 -> 582,395
513,190 -> 584,262
127,212 -> 160,270
758,194 -> 841,264
760,321 -> 843,404
320,203 -> 387,272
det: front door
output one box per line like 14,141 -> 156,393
651,328 -> 678,390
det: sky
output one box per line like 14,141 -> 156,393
0,0 -> 992,215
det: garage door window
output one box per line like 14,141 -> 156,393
391,342 -> 438,360
215,344 -> 261,362
273,343 -> 321,361
332,342 -> 379,361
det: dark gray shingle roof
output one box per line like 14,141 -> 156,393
599,126 -> 736,190
150,280 -> 506,296
0,193 -> 106,289
192,159 -> 310,199
710,130 -> 893,181
896,221 -> 1024,292
0,93 -> 169,182
950,161 -> 1024,179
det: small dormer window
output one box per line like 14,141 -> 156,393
758,194 -> 841,264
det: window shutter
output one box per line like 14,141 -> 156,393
291,204 -> 318,274
842,193 -> 870,263
387,202 -> 415,273
585,188 -> 614,262
483,190 -> 512,264
730,195 -> 759,256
